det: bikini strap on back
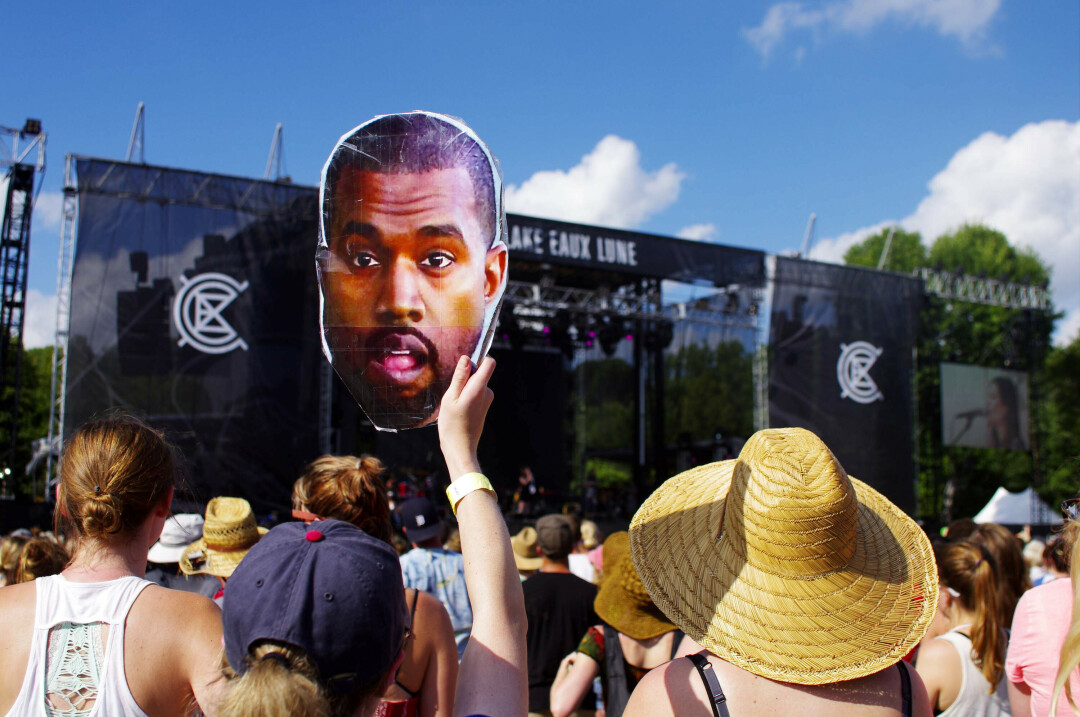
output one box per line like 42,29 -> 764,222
687,653 -> 730,717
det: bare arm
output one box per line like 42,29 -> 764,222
416,591 -> 458,717
549,651 -> 600,717
184,595 -> 226,716
1008,680 -> 1032,717
438,356 -> 528,717
913,638 -> 953,711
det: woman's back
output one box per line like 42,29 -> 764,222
626,653 -> 931,717
617,630 -> 677,672
0,415 -> 226,717
0,576 -> 223,717
379,588 -> 457,717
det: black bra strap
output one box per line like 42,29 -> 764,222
687,653 -> 730,717
898,660 -> 912,717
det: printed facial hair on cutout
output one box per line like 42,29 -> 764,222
317,112 -> 508,431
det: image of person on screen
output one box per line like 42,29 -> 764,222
986,376 -> 1026,451
317,112 -> 508,431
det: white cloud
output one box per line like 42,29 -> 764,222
677,223 -> 718,242
32,191 -> 64,230
22,289 -> 58,349
743,0 -> 1000,61
809,219 -> 895,263
1057,308 -> 1080,347
810,120 -> 1080,345
743,3 -> 825,63
505,135 -> 685,229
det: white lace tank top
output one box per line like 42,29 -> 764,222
5,575 -> 152,717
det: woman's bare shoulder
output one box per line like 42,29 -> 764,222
624,658 -> 698,717
132,585 -> 222,642
413,588 -> 452,627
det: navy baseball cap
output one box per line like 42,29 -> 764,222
223,519 -> 407,691
400,497 -> 442,543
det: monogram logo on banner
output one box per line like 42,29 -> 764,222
837,341 -> 884,404
173,272 -> 249,355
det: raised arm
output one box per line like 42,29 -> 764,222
438,356 -> 527,717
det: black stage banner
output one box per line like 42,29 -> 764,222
66,158 -> 323,509
506,214 -> 765,287
768,257 -> 921,513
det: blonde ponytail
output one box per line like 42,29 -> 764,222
220,643 -> 331,717
220,641 -> 381,717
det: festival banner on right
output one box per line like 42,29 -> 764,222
768,257 -> 922,513
940,363 -> 1029,451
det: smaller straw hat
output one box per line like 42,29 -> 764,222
594,531 -> 675,640
630,427 -> 937,685
180,497 -> 267,578
511,526 -> 543,571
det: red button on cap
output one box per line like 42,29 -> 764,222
305,529 -> 324,542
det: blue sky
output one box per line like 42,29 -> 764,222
5,0 -> 1079,346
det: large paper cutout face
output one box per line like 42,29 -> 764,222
317,112 -> 508,431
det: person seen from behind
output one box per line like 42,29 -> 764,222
1008,499 -> 1079,717
145,513 -> 219,598
549,531 -> 687,717
217,355 -> 527,717
0,532 -> 30,587
292,453 -> 458,717
623,427 -> 938,717
179,496 -> 266,606
12,536 -> 69,584
1049,499 -> 1080,717
0,414 -> 224,716
398,496 -> 472,658
915,540 -> 1011,715
524,513 -> 598,716
970,522 -> 1031,630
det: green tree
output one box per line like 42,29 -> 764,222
844,224 -> 1057,521
843,227 -> 927,274
0,346 -> 57,499
1041,334 -> 1080,507
665,340 -> 753,445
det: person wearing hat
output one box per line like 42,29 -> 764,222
399,496 -> 473,658
180,496 -> 267,605
292,453 -> 459,717
145,513 -> 219,598
524,514 -> 599,716
512,525 -> 544,580
218,354 -> 528,717
622,427 -> 938,717
550,531 -> 687,717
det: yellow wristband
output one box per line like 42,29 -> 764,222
446,472 -> 496,515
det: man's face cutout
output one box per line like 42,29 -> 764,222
317,112 -> 508,431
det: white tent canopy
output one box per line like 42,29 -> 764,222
973,486 -> 1062,526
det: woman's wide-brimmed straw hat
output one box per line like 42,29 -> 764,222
594,531 -> 676,640
180,497 -> 268,578
630,427 -> 937,685
511,526 -> 544,572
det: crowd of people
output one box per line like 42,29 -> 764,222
0,357 -> 1076,716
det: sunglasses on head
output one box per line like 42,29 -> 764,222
1063,498 -> 1080,522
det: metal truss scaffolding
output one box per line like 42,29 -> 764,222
44,156 -> 77,498
918,267 -> 1051,310
1,120 -> 46,473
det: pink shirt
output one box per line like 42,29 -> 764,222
1006,578 -> 1078,716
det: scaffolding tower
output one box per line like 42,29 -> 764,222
0,120 -> 46,476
